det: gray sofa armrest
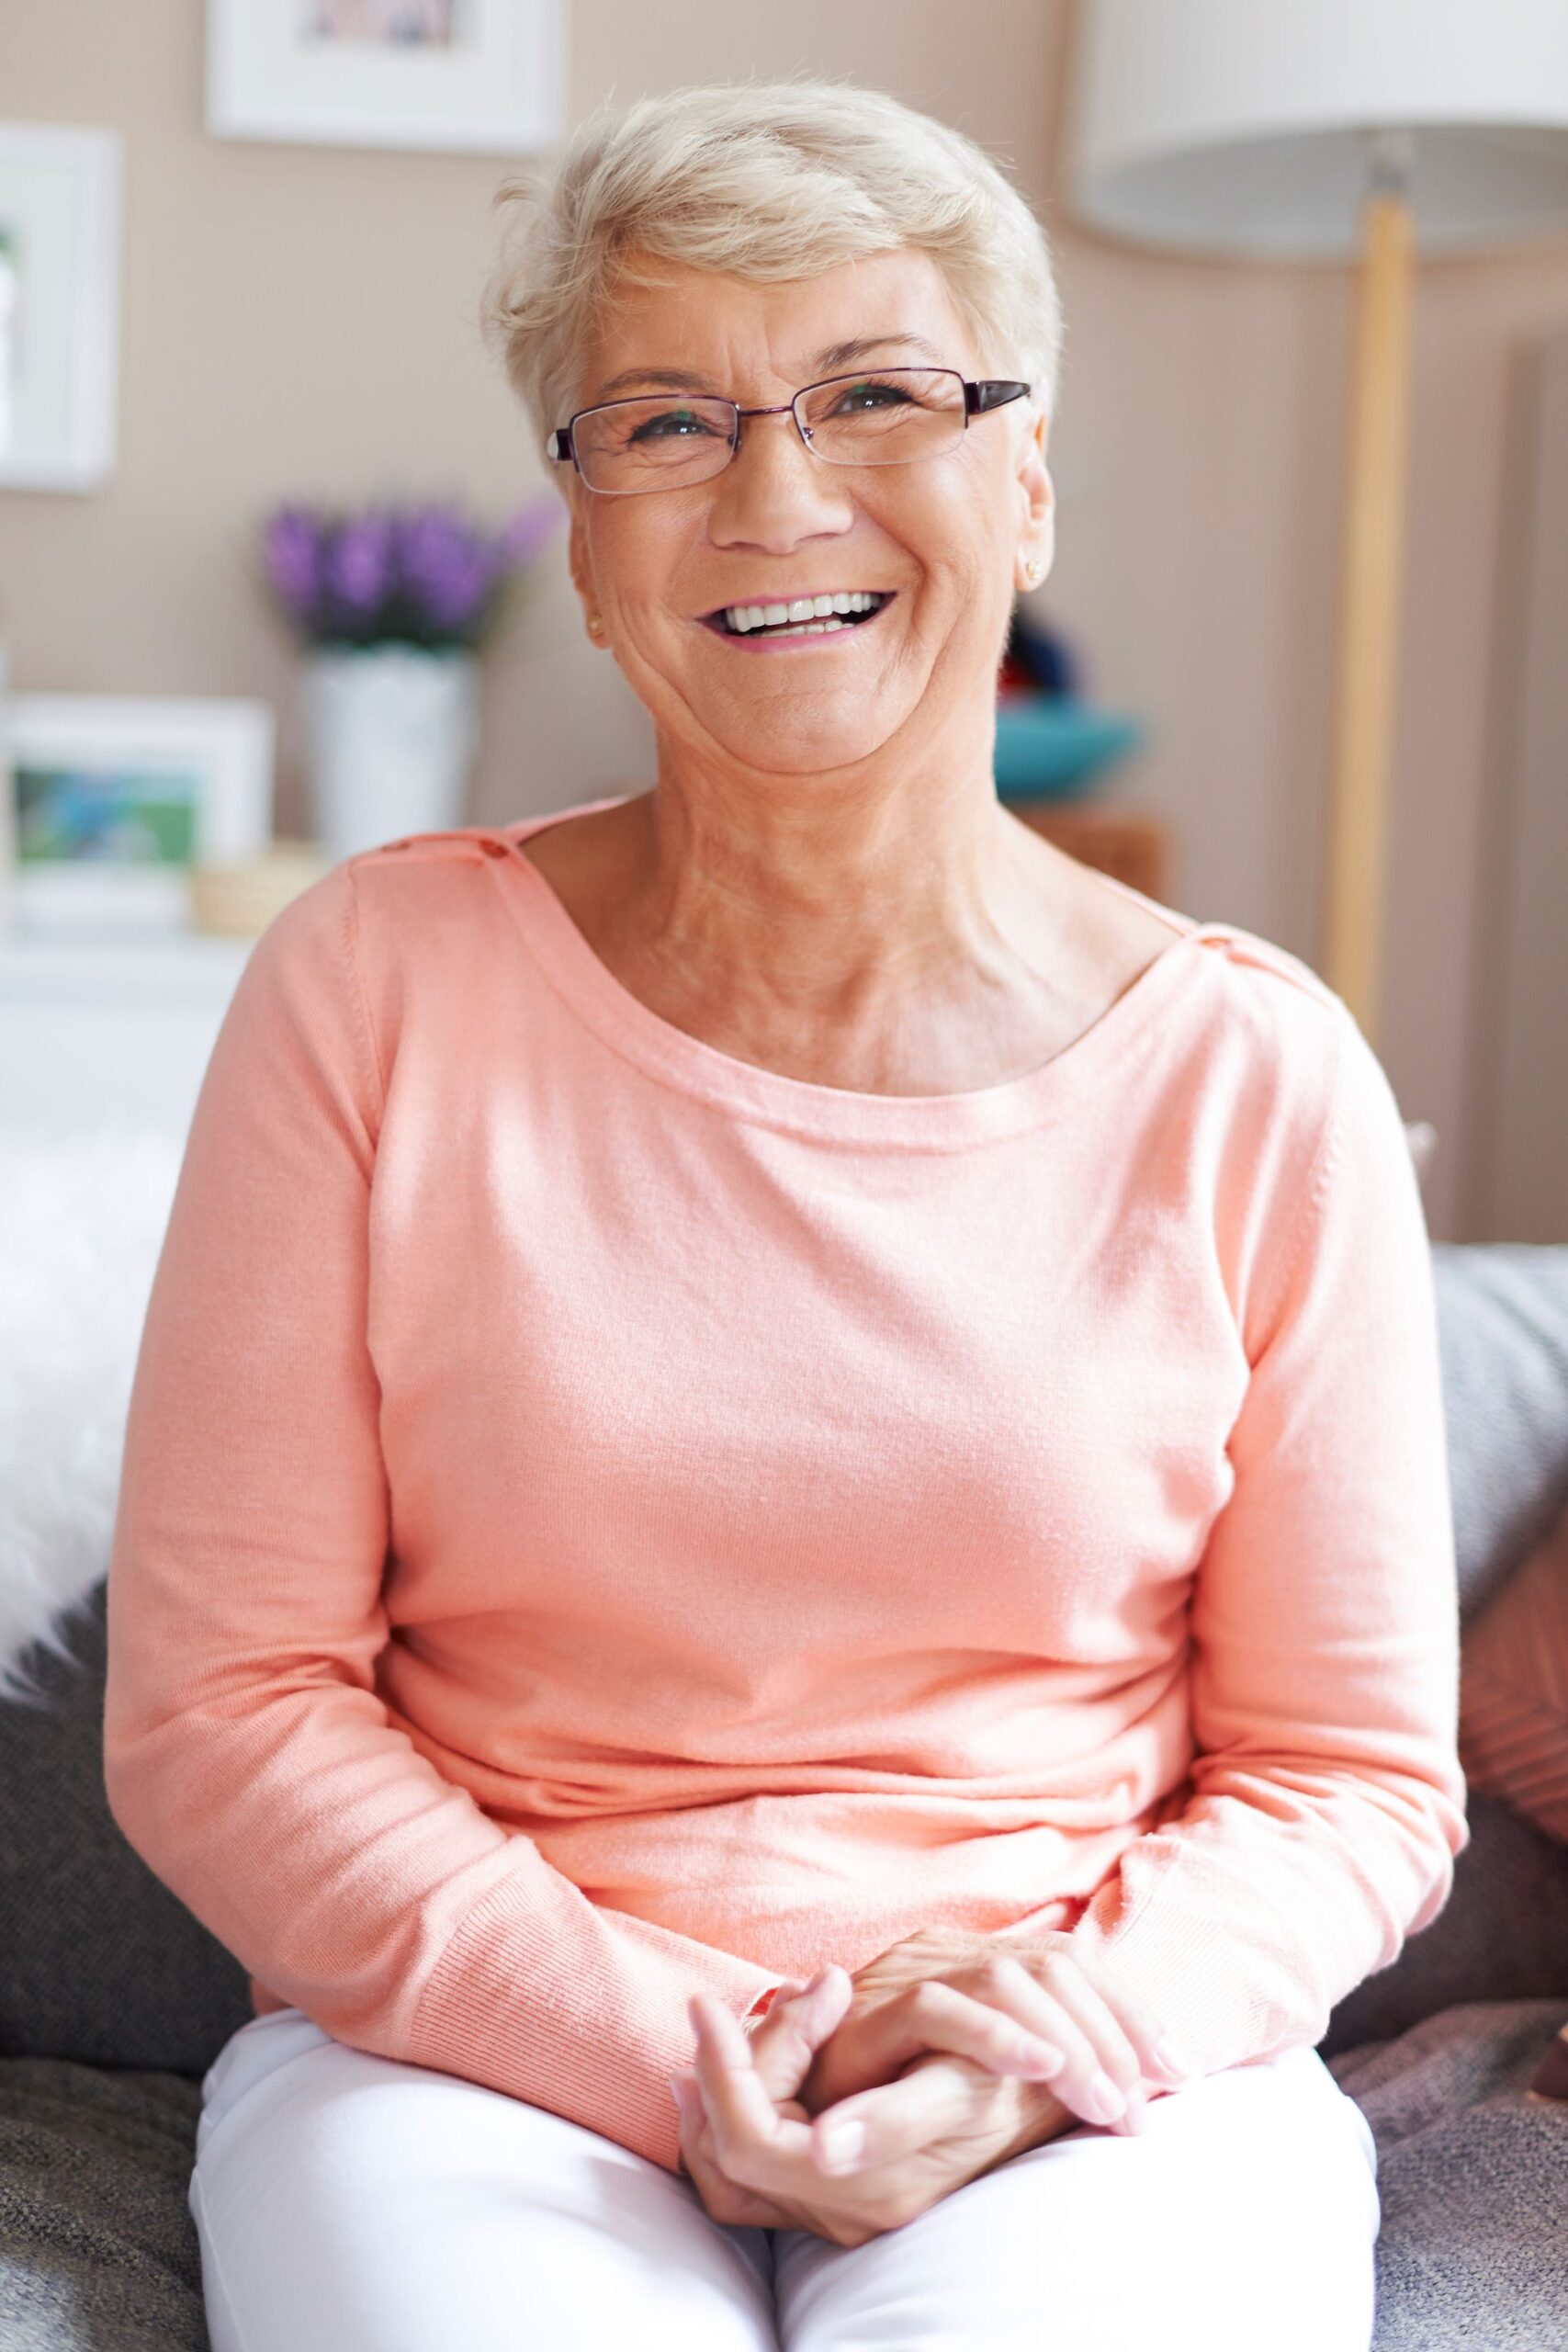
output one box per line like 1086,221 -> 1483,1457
1321,1792 -> 1568,2056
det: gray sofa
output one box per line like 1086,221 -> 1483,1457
2,1242 -> 1566,2351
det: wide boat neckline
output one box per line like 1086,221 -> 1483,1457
485,795 -> 1227,1148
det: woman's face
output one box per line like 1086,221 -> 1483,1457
563,244 -> 1055,780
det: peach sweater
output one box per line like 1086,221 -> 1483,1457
104,797 -> 1469,2174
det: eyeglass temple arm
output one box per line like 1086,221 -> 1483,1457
965,380 -> 1032,416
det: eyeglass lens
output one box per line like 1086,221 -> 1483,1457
570,368 -> 968,493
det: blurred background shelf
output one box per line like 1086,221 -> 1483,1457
0,926 -> 252,1136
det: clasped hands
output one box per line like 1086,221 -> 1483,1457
670,1925 -> 1191,2247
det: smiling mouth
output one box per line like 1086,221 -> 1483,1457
701,591 -> 896,643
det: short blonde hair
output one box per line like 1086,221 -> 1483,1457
479,74 -> 1065,469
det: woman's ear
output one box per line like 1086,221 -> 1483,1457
1017,406 -> 1055,589
566,498 -> 602,642
567,498 -> 588,600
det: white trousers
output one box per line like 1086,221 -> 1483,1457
190,2006 -> 1380,2352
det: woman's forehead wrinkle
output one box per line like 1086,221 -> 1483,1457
591,331 -> 955,406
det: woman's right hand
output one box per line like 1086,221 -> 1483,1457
672,1969 -> 1077,2246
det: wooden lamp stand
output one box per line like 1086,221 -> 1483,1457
1324,136 -> 1418,1046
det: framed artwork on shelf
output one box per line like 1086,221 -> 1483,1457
1,695 -> 275,938
205,0 -> 567,155
0,124 -> 122,493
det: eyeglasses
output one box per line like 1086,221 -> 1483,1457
547,368 -> 1032,496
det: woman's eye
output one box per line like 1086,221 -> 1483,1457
628,408 -> 712,444
834,379 -> 911,413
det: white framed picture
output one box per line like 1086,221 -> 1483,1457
0,125 -> 122,493
206,0 -> 566,155
1,695 -> 276,937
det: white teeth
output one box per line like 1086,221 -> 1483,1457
720,590 -> 886,634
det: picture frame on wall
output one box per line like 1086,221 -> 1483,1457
1,695 -> 275,938
206,0 -> 567,155
0,124 -> 122,493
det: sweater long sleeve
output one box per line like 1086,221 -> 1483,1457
102,855 -> 781,2173
1027,1009 -> 1470,2076
104,803 -> 1466,2174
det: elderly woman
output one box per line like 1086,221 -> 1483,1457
105,75 -> 1466,2352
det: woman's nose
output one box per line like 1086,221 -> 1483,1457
709,408 -> 855,534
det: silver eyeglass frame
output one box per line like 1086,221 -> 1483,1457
547,370 -> 1032,494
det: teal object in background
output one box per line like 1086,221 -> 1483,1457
993,695 -> 1145,800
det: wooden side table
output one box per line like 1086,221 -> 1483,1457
1001,801 -> 1170,904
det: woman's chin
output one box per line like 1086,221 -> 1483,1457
683,673 -> 919,770
701,715 -> 904,775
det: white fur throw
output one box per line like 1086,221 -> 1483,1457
0,1127 -> 184,1702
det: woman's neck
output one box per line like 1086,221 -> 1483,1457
514,782 -> 1164,1097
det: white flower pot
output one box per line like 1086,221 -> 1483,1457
302,643 -> 479,864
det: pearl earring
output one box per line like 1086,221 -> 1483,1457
587,612 -> 604,637
1022,559 -> 1043,590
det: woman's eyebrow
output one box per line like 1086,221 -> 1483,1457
589,332 -> 949,402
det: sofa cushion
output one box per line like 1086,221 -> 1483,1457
1320,1790 -> 1568,2054
1459,1500 -> 1568,1844
1329,1999 -> 1568,2352
1431,1244 -> 1568,1623
0,2054 -> 206,2352
0,1580 -> 252,2075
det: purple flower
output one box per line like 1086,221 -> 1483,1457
325,511 -> 396,617
261,506 -> 326,626
258,492 -> 562,649
394,503 -> 500,632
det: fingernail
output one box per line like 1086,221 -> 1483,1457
818,2119 -> 865,2171
1086,2075 -> 1126,2122
1152,2040 -> 1189,2077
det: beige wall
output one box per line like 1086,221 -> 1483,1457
4,0 -> 1566,1238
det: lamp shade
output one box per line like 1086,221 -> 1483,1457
1066,0 -> 1568,256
